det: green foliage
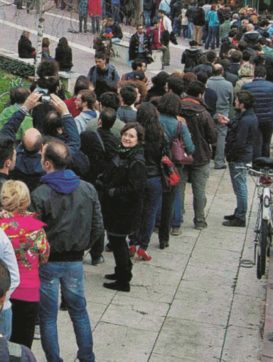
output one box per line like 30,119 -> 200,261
0,56 -> 34,78
0,70 -> 30,113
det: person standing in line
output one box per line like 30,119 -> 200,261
207,63 -> 233,170
219,91 -> 258,227
31,140 -> 103,362
79,0 -> 88,33
158,9 -> 173,66
205,4 -> 220,50
88,0 -> 102,34
0,181 -> 49,348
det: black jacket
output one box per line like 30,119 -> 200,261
31,179 -> 104,261
181,48 -> 202,72
225,108 -> 258,162
80,128 -> 119,184
192,7 -> 205,26
129,32 -> 151,61
18,35 -> 35,58
55,45 -> 73,71
180,97 -> 217,166
101,147 -> 146,236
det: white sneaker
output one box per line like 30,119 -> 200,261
34,325 -> 41,340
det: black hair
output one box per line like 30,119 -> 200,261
136,102 -> 164,146
74,76 -> 91,96
9,87 -> 30,105
196,71 -> 208,84
100,107 -> 116,129
219,58 -> 230,71
206,51 -> 217,63
120,85 -> 137,106
100,92 -> 120,110
58,37 -> 69,48
120,122 -> 145,145
131,59 -> 144,71
254,65 -> 267,78
43,140 -> 71,170
187,80 -> 206,97
189,40 -> 198,47
151,71 -> 169,87
236,90 -> 255,109
242,50 -> 251,61
167,76 -> 185,96
44,111 -> 64,137
157,93 -> 181,117
253,55 -> 265,66
95,51 -> 106,60
0,259 -> 11,298
36,60 -> 59,94
0,137 -> 15,169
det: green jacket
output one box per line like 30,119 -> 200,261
0,104 -> 33,140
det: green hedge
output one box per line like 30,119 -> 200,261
0,56 -> 35,78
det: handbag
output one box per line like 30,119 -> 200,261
160,155 -> 181,189
171,122 -> 193,165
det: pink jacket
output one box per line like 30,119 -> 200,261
0,211 -> 49,302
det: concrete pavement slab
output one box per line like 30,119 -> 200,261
153,317 -> 224,361
221,325 -> 262,362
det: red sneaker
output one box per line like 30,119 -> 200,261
137,248 -> 152,261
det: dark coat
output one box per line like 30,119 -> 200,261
243,78 -> 273,124
101,147 -> 146,236
181,48 -> 202,72
18,35 -> 35,58
31,179 -> 104,259
129,32 -> 151,61
225,108 -> 258,162
55,45 -> 73,71
180,97 -> 217,166
80,128 -> 119,184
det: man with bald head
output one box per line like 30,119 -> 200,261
10,128 -> 44,192
207,63 -> 233,169
31,139 -> 103,362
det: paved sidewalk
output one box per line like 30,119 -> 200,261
32,164 -> 267,361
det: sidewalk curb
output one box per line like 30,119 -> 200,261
262,255 -> 273,361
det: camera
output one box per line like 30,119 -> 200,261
41,95 -> 51,103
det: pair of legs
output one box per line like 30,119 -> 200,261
180,164 -> 210,227
193,25 -> 203,44
0,307 -> 12,340
205,26 -> 219,49
228,162 -> 248,222
39,262 -> 95,362
108,234 -> 132,285
130,176 -> 162,250
159,184 -> 178,247
10,299 -> 39,348
253,121 -> 273,160
79,15 -> 87,33
91,16 -> 100,34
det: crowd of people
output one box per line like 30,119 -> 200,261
3,1 -> 273,361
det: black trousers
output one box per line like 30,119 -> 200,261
158,185 -> 178,243
108,234 -> 132,285
10,299 -> 39,348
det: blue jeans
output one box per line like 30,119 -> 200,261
0,307 -> 12,340
205,26 -> 219,49
172,17 -> 181,36
39,262 -> 95,362
229,162 -> 248,221
136,176 -> 162,249
143,10 -> 152,27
